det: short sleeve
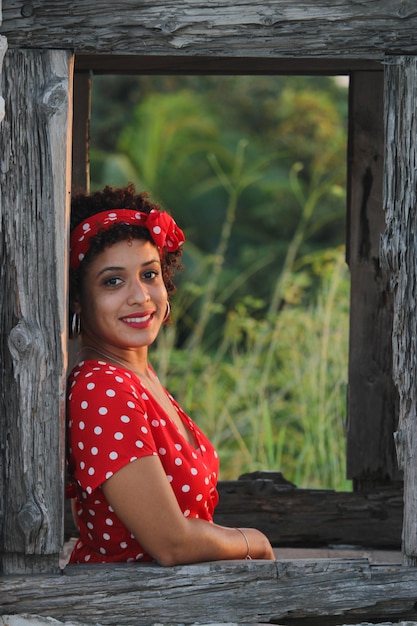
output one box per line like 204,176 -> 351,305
67,362 -> 158,494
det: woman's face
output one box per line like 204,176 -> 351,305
75,238 -> 168,353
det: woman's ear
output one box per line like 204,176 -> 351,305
71,296 -> 82,315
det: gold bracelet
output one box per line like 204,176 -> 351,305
236,527 -> 252,560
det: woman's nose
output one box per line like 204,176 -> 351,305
127,278 -> 150,305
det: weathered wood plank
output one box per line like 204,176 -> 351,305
346,71 -> 399,486
214,478 -> 403,548
2,0 -> 417,59
72,72 -> 90,193
381,57 -> 417,567
2,560 -> 417,624
0,0 -> 6,123
0,49 -> 73,574
75,55 -> 382,75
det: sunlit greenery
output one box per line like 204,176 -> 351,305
89,75 -> 351,490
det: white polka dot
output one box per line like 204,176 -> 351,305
105,518 -> 113,526
167,475 -> 173,483
84,554 -> 91,562
106,389 -> 116,397
114,432 -> 124,440
79,421 -> 85,430
99,547 -> 107,555
120,541 -> 128,549
91,447 -> 98,455
120,415 -> 130,423
151,419 -> 159,427
80,461 -> 85,469
103,533 -> 111,541
175,443 -> 182,451
196,494 -> 203,501
153,225 -> 162,235
88,509 -> 95,516
159,447 -> 167,455
81,401 -> 88,410
135,440 -> 144,448
78,442 -> 84,450
87,522 -> 94,530
94,426 -> 102,435
141,426 -> 148,434
141,392 -> 149,400
184,509 -> 190,517
191,468 -> 198,475
88,467 -> 95,475
127,401 -> 135,409
87,383 -> 95,390
175,458 -> 182,466
130,456 -> 138,462
105,471 -> 113,479
182,484 -> 190,493
109,451 -> 118,460
98,407 -> 108,415
160,419 -> 167,426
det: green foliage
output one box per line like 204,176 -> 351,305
89,74 -> 351,490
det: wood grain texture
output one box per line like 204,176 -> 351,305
0,0 -> 6,123
2,559 -> 417,624
346,71 -> 399,485
2,0 -> 417,58
381,56 -> 417,566
0,49 -> 73,574
214,479 -> 403,548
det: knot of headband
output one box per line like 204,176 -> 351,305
70,208 -> 185,270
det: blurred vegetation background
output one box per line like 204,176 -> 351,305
89,74 -> 351,491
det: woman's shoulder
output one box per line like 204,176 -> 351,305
68,359 -> 143,397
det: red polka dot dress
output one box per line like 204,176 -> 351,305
66,360 -> 219,563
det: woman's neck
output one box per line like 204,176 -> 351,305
77,344 -> 149,377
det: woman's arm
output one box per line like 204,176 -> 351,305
102,455 -> 275,566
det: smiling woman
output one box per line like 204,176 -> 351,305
66,184 -> 275,566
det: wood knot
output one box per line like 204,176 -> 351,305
18,498 -> 44,551
8,320 -> 33,358
21,3 -> 34,18
41,80 -> 68,117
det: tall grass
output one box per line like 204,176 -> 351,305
152,157 -> 351,491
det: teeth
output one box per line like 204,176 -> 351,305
123,314 -> 151,323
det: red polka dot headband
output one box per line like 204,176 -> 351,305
70,209 -> 185,270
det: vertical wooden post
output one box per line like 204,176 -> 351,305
381,56 -> 417,565
346,70 -> 399,487
0,49 -> 73,574
72,71 -> 91,193
0,0 -> 6,122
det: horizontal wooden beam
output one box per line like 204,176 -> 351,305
214,479 -> 403,549
2,0 -> 417,60
74,54 -> 382,75
2,559 -> 417,624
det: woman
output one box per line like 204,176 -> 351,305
67,184 -> 274,566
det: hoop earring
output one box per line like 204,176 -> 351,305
163,301 -> 171,323
71,312 -> 81,338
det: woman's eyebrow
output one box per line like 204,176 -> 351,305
96,259 -> 160,278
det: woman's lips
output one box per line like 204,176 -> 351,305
120,312 -> 154,327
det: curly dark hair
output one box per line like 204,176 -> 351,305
69,184 -> 183,335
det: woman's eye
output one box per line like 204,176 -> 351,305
143,270 -> 158,280
104,276 -> 122,287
